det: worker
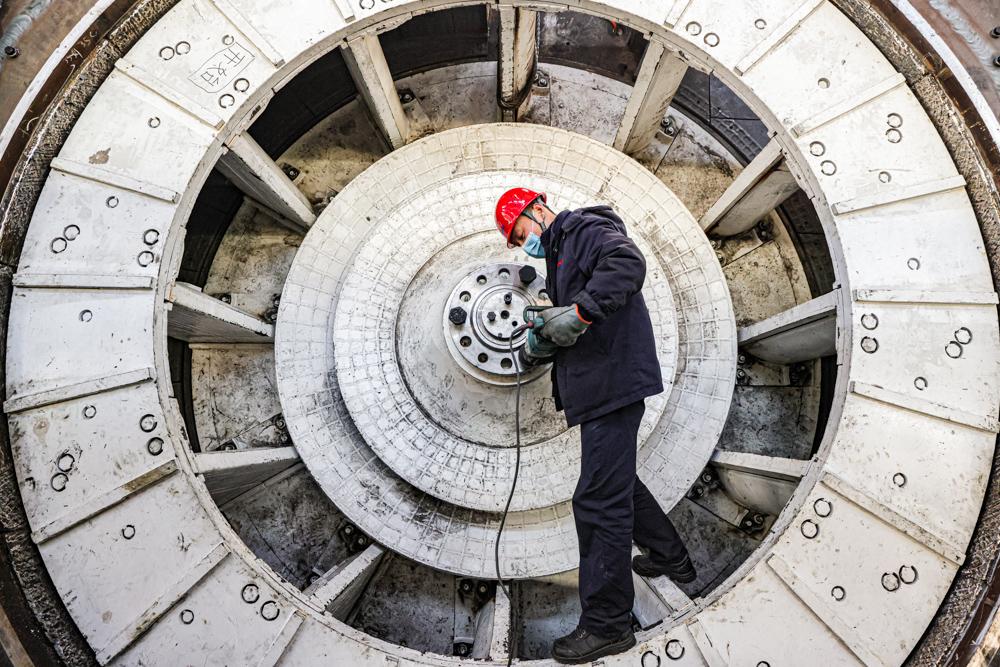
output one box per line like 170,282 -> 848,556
495,188 -> 696,664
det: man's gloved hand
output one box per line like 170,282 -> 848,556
536,304 -> 591,347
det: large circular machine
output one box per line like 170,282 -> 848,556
275,124 -> 732,576
0,0 -> 998,665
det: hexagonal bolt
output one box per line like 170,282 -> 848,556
459,579 -> 475,595
534,71 -> 550,88
3,46 -> 19,59
503,292 -> 513,305
789,362 -> 811,386
518,265 -> 537,284
487,311 -> 497,322
449,307 -> 468,325
660,116 -> 677,136
281,163 -> 300,180
755,219 -> 774,242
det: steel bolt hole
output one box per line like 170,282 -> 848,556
831,586 -> 846,601
180,609 -> 194,624
477,353 -> 489,363
146,438 -> 164,456
460,336 -> 472,348
79,309 -> 92,322
56,453 -> 75,473
460,291 -> 471,302
121,524 -> 135,540
498,269 -> 510,279
754,18 -> 767,29
139,414 -> 158,432
242,583 -> 260,604
914,377 -> 927,391
476,275 -> 487,285
817,78 -> 830,89
500,311 -> 509,319
260,600 -> 280,621
501,358 -> 513,370
50,473 -> 68,492
893,472 -> 907,487
82,405 -> 97,419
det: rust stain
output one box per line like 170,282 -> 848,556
89,148 -> 110,164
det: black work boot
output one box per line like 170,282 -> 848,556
631,552 -> 697,583
552,626 -> 636,664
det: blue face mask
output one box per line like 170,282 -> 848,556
523,233 -> 545,258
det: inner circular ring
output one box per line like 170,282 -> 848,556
275,124 -> 735,576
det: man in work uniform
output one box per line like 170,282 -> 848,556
495,187 -> 697,664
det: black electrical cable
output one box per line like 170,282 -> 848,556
496,328 -> 530,666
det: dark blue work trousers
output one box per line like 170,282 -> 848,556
574,399 -> 689,637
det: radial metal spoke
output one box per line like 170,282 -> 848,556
168,281 -> 274,344
497,4 -> 538,121
699,139 -> 799,237
344,31 -> 410,149
613,37 -> 687,155
193,446 -> 300,506
470,584 -> 513,660
305,544 -> 387,618
216,133 -> 316,233
631,546 -> 694,622
738,291 -> 838,364
711,451 -> 811,517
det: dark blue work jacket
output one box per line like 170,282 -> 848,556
540,205 -> 664,426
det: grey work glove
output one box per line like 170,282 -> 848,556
537,304 -> 591,347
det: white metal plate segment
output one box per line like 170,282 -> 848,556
119,0 -> 282,126
7,381 -> 171,540
39,474 -> 223,663
769,482 -> 961,667
112,553 -> 297,666
226,0 -> 349,61
57,70 -> 217,196
17,170 -> 171,282
6,288 -> 154,401
835,189 -> 993,293
849,302 -> 1000,422
737,3 -> 897,131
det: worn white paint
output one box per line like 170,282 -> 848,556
1,0 -> 996,664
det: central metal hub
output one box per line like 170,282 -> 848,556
444,263 -> 550,382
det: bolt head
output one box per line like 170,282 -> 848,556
487,311 -> 497,322
991,26 -> 1000,38
3,46 -> 19,58
449,307 -> 468,325
518,265 -> 537,284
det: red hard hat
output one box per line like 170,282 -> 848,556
495,188 -> 546,246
